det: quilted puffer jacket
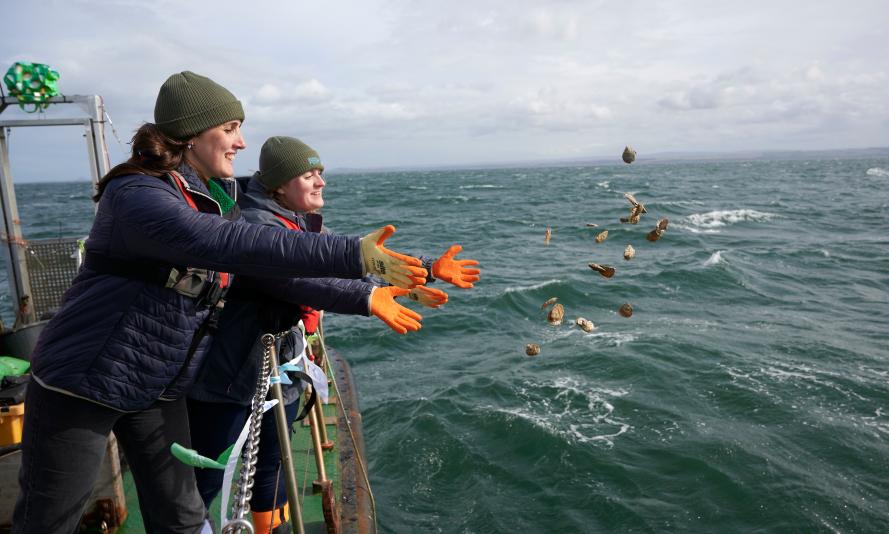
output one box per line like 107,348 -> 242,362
189,175 -> 374,404
30,165 -> 363,411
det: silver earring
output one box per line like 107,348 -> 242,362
187,143 -> 193,150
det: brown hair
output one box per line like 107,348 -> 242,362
93,123 -> 190,201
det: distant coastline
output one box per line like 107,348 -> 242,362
329,146 -> 889,174
13,146 -> 889,183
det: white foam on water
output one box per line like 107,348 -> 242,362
685,209 -> 777,229
502,279 -> 561,295
761,363 -> 869,402
459,184 -> 503,189
407,185 -> 428,190
865,167 -> 889,177
860,409 -> 889,437
586,331 -> 638,346
820,249 -> 830,257
656,200 -> 706,206
597,180 -> 610,188
703,250 -> 724,266
435,195 -> 469,202
673,224 -> 721,234
492,375 -> 631,447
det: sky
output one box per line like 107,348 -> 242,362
2,0 -> 888,181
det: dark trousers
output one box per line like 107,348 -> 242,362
187,398 -> 299,512
13,380 -> 207,534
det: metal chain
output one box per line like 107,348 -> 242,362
222,333 -> 276,534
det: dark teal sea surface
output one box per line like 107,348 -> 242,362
3,158 -> 889,532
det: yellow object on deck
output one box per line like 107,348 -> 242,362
0,403 -> 25,446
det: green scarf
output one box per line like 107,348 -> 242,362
207,179 -> 235,214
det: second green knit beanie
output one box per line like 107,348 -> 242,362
154,71 -> 244,140
257,136 -> 324,191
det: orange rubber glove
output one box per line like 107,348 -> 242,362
360,225 -> 427,289
431,244 -> 480,288
370,286 -> 423,334
408,286 -> 449,308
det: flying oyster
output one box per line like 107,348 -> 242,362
619,303 -> 633,318
595,230 -> 609,243
588,263 -> 616,278
622,146 -> 636,164
646,218 -> 669,242
620,192 -> 647,224
623,244 -> 635,260
525,343 -> 541,356
575,317 -> 596,332
547,303 -> 565,325
544,226 -> 552,245
540,297 -> 558,309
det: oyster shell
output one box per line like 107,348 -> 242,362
645,218 -> 669,242
544,226 -> 552,245
623,244 -> 635,260
595,230 -> 609,243
619,303 -> 633,318
540,297 -> 558,309
622,146 -> 636,164
547,303 -> 565,325
620,193 -> 647,224
588,263 -> 616,278
525,343 -> 541,356
575,317 -> 596,332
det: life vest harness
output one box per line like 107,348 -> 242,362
84,171 -> 231,309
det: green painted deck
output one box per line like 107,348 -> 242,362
118,398 -> 340,533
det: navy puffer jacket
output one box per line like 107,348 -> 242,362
31,165 -> 363,412
189,176 -> 374,405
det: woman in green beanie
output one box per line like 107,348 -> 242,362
187,136 -> 481,533
13,73 -> 429,534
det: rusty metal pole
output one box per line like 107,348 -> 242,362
310,316 -> 332,448
267,335 -> 306,534
313,397 -> 333,450
306,384 -> 329,490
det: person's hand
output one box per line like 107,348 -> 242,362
431,245 -> 480,288
370,286 -> 423,334
408,286 -> 449,308
360,225 -> 427,288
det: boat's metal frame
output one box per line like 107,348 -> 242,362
0,94 -> 126,531
0,95 -> 110,328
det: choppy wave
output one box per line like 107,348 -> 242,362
459,184 -> 503,189
435,195 -> 469,203
492,376 -> 631,446
502,279 -> 561,295
703,250 -> 724,266
684,209 -> 777,229
865,167 -> 889,177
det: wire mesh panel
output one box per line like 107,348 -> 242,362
24,237 -> 80,319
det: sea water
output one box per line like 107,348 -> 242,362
4,157 -> 889,532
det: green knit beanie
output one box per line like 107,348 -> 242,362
154,71 -> 245,140
257,136 -> 324,191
